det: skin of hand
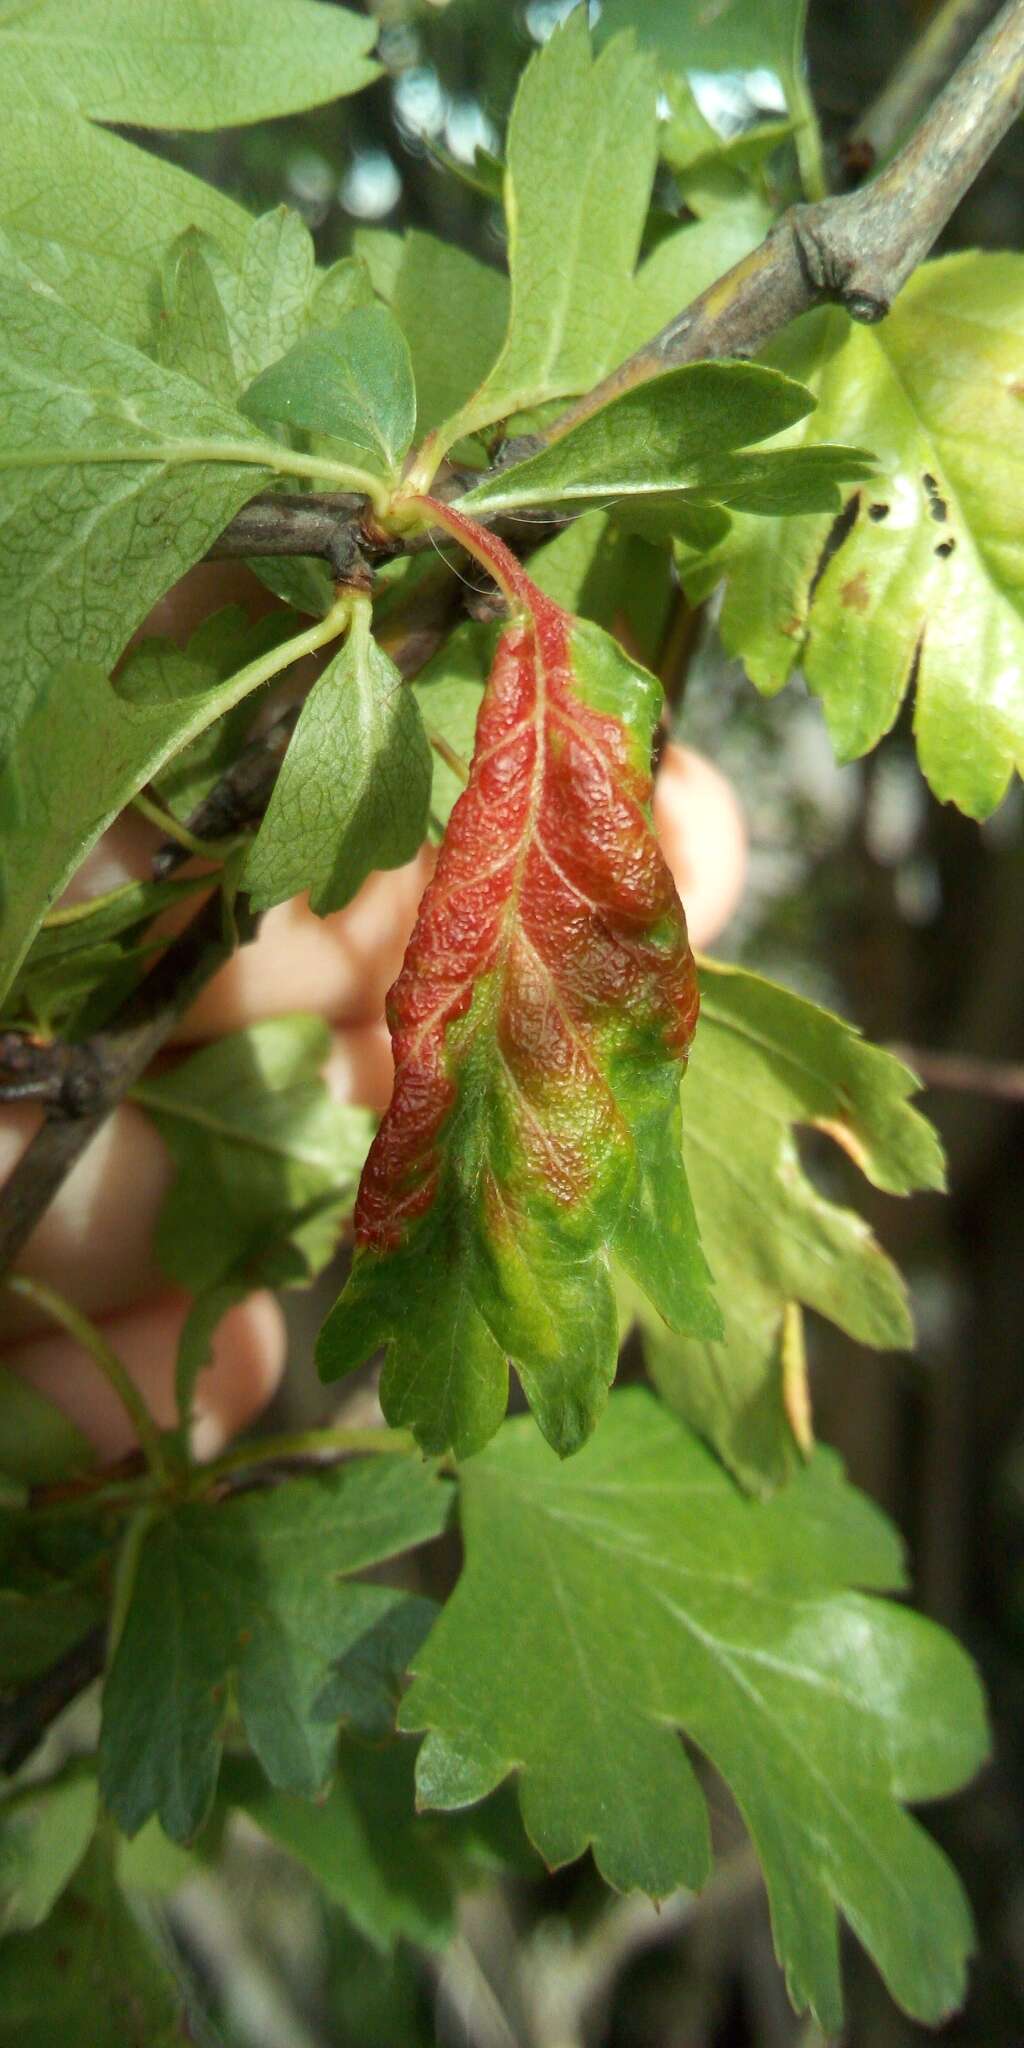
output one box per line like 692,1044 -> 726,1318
0,575 -> 747,1464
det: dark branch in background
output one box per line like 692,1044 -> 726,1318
152,708 -> 299,878
892,1046 -> 1024,1105
0,889 -> 257,1275
842,0 -> 1007,179
0,1626 -> 106,1775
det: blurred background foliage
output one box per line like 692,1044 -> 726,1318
117,1 -> 1024,2041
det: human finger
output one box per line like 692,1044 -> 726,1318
3,1288 -> 286,1464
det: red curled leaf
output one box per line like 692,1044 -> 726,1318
318,500 -> 719,1458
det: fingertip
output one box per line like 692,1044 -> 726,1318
174,846 -> 435,1040
654,743 -> 748,950
324,1021 -> 394,1115
189,1290 -> 287,1460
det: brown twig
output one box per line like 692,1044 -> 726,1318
0,1625 -> 106,1775
891,1045 -> 1024,1103
842,0 -> 1007,179
554,0 -> 1024,431
151,709 -> 300,879
0,889 -> 256,1277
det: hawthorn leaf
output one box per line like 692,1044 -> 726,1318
246,601 -> 432,916
403,1388 -> 987,2033
99,1457 -> 451,1841
0,0 -> 380,127
0,1833 -> 192,2047
0,1365 -> 92,1488
319,508 -> 718,1461
223,1743 -> 458,1952
314,1591 -> 439,1740
0,1773 -> 99,1935
357,229 -> 510,438
688,255 -> 1024,815
118,605 -> 300,819
241,308 -> 416,479
408,511 -> 676,842
632,959 -> 945,1493
0,599 -> 340,1005
0,245 -> 288,747
154,232 -> 238,401
191,209 -> 358,389
132,1018 -> 375,1296
459,361 -> 871,518
0,113 -> 251,344
430,13 -> 659,449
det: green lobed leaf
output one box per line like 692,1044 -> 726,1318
458,361 -> 871,518
118,604 -> 300,819
163,210 -> 363,392
357,228 -> 510,440
0,1772 -> 99,1936
0,0 -> 380,127
686,255 -> 1024,815
99,1456 -> 451,1842
0,605 -> 339,1006
0,243 -> 283,745
0,1832 -> 192,2046
223,1743 -> 457,1953
246,601 -> 432,917
132,1017 -> 375,1298
0,1365 -> 93,1488
429,12 -> 659,450
0,113 -> 251,345
633,959 -> 945,1492
240,307 -> 416,480
154,231 -> 238,402
402,1388 -> 988,2034
314,1591 -> 439,1740
319,509 -> 718,1461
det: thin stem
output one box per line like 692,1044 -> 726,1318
426,726 -> 471,785
889,1045 -> 1024,1102
198,1423 -> 417,1490
131,790 -> 241,863
0,440 -> 391,514
789,70 -> 829,202
4,1275 -> 170,1481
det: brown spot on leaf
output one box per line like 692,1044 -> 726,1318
839,570 -> 870,612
